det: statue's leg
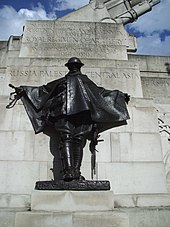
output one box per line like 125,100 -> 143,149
73,123 -> 92,180
49,134 -> 63,181
54,119 -> 75,181
73,139 -> 84,180
60,134 -> 75,181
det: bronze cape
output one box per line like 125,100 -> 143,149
20,71 -> 130,135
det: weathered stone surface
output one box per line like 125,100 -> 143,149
0,194 -> 30,209
110,132 -> 163,162
15,211 -> 73,227
114,194 -> 170,208
19,21 -> 128,60
31,190 -> 114,212
127,208 -> 170,227
72,211 -> 129,227
0,209 -> 16,227
15,210 -> 129,227
0,161 -> 43,194
98,162 -> 167,194
129,54 -> 170,73
141,77 -> 170,99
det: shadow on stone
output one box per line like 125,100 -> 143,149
165,62 -> 170,75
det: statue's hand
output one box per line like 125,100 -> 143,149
15,87 -> 24,98
8,84 -> 23,98
124,93 -> 130,104
6,84 -> 24,109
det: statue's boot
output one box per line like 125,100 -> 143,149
61,141 -> 75,181
73,145 -> 85,181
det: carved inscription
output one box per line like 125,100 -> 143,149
10,69 -> 68,82
9,68 -> 139,83
141,77 -> 170,98
20,21 -> 127,59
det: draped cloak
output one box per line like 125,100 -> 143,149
20,71 -> 130,135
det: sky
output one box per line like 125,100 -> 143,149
0,0 -> 169,56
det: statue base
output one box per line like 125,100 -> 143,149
35,180 -> 110,191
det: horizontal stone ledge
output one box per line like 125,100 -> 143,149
31,190 -> 115,212
114,193 -> 170,208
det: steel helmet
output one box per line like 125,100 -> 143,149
65,57 -> 84,67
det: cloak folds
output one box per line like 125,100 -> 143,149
20,72 -> 130,134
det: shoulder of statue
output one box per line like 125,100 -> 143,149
45,77 -> 66,91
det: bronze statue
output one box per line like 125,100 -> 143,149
7,57 -> 130,186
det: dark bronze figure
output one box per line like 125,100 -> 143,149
7,57 -> 130,188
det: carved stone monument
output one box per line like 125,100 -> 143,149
1,0 -> 170,226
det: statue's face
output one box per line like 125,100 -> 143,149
68,64 -> 81,72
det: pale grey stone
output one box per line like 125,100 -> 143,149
127,208 -> 170,227
128,54 -> 170,73
0,131 -> 34,161
73,211 -> 129,227
19,21 -> 128,60
0,194 -> 30,209
114,194 -> 170,208
141,77 -> 170,99
0,209 -> 16,227
98,162 -> 167,194
15,211 -> 73,227
15,210 -> 129,227
31,190 -> 114,212
111,132 -> 163,162
0,161 -> 40,194
33,134 -> 51,161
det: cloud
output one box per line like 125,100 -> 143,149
127,0 -> 170,56
128,0 -> 170,34
136,33 -> 170,56
52,0 -> 89,10
0,1 -> 89,40
0,3 -> 52,40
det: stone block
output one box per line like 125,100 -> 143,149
15,211 -> 73,227
0,98 -> 14,131
31,190 -> 114,212
128,55 -> 170,73
15,210 -> 129,227
73,211 -> 129,227
33,134 -> 52,161
114,194 -> 170,208
100,67 -> 142,97
0,100 -> 32,131
141,77 -> 170,99
20,21 -> 128,60
98,162 -> 167,194
0,131 -> 34,161
0,68 -> 6,95
111,132 -> 163,162
0,209 -> 16,227
0,194 -> 30,209
0,161 -> 41,194
131,106 -> 159,133
127,207 -> 170,227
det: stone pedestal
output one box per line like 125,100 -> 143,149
15,190 -> 129,227
15,210 -> 129,227
31,190 -> 114,212
14,191 -> 170,227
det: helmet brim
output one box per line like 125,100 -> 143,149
65,62 -> 84,67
